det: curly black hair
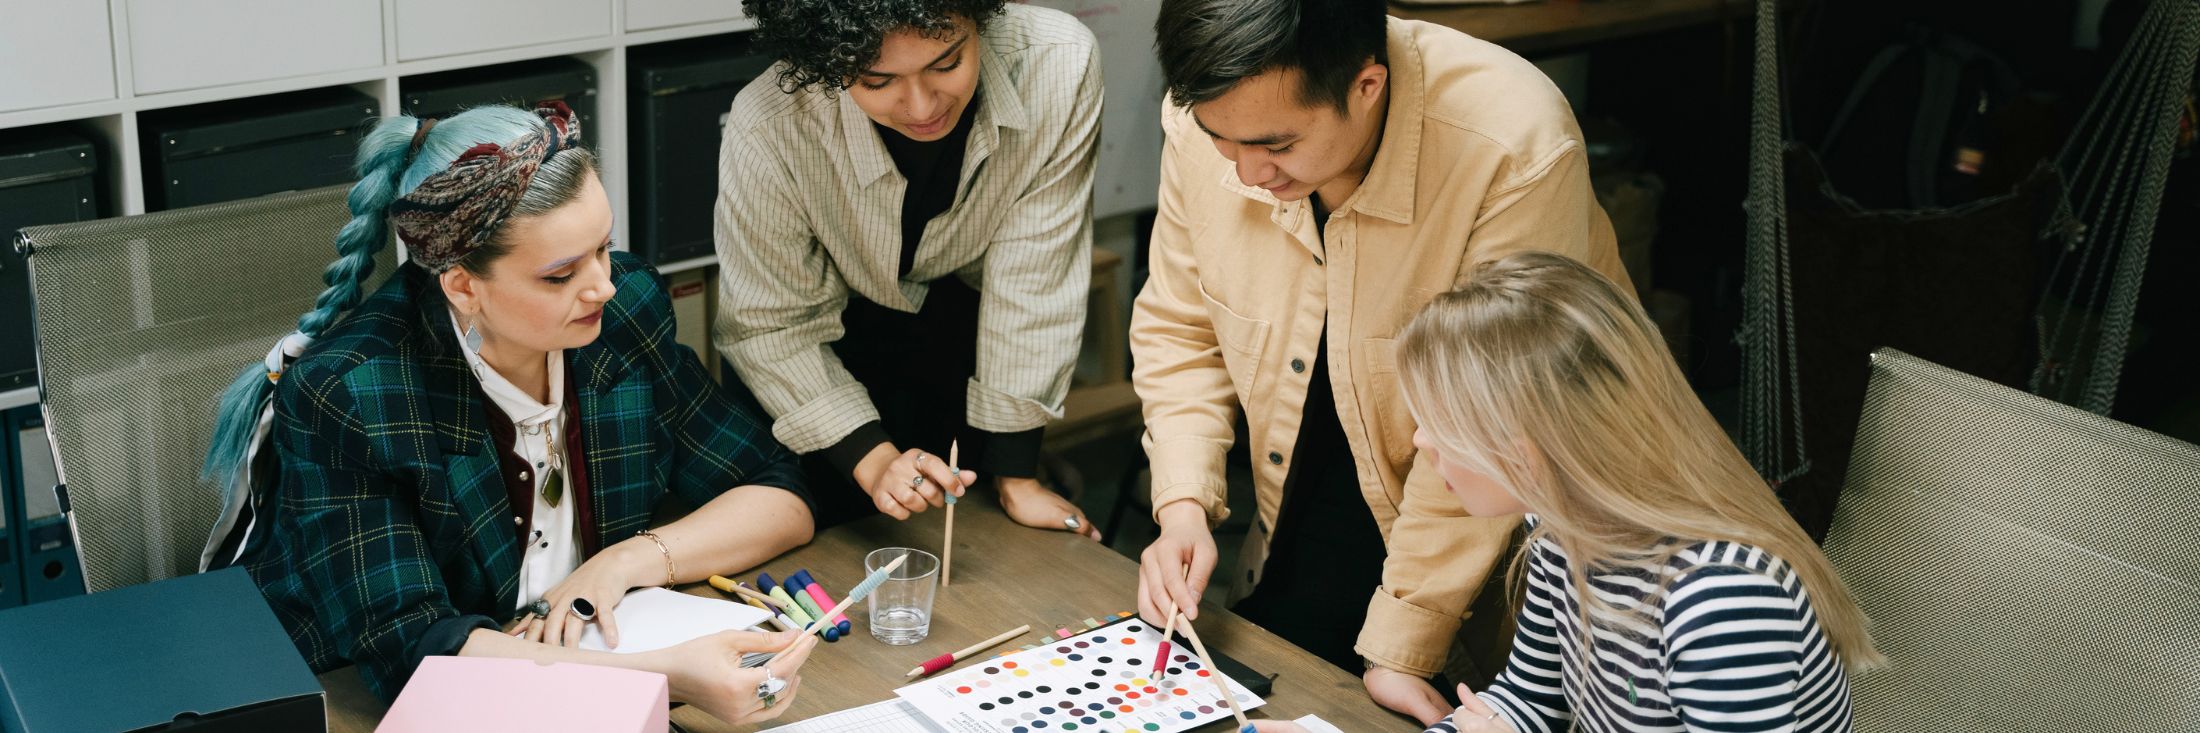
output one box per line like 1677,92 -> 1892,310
743,0 -> 1009,92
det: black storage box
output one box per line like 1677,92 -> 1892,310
629,36 -> 774,265
0,567 -> 324,732
140,86 -> 379,211
0,127 -> 101,392
403,58 -> 599,129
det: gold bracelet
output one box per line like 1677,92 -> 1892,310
636,530 -> 675,588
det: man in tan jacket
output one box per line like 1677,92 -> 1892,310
1131,0 -> 1630,722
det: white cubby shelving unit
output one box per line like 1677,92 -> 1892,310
0,0 -> 762,275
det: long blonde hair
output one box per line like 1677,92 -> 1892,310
1396,251 -> 1884,670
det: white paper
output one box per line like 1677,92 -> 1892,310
762,699 -> 948,733
576,587 -> 774,654
896,619 -> 1264,733
1292,715 -> 1347,733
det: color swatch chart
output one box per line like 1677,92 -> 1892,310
895,620 -> 1264,733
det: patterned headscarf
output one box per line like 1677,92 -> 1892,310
390,101 -> 582,272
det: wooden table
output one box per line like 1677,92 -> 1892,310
320,502 -> 1408,731
1391,0 -> 1751,56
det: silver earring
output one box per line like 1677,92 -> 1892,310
463,319 -> 485,352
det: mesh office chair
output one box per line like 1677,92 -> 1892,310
1824,349 -> 2200,731
14,185 -> 393,592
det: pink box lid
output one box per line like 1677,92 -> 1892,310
378,656 -> 670,733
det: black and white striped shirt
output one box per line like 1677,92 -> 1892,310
1431,517 -> 1853,733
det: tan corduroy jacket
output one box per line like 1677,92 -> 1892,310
1129,17 -> 1631,677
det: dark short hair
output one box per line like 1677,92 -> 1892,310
1155,0 -> 1387,111
744,0 -> 1008,92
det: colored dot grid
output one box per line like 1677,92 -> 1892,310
897,621 -> 1260,733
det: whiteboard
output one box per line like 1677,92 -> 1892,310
1029,0 -> 1166,219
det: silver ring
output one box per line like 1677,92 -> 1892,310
526,599 -> 551,619
914,453 -> 928,465
568,597 -> 596,622
757,668 -> 788,708
1063,516 -> 1082,530
909,474 -> 927,489
1484,711 -> 1500,721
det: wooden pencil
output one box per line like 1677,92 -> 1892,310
943,440 -> 959,587
905,624 -> 1032,678
1174,612 -> 1252,732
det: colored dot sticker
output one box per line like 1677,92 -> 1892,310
1119,706 -> 1135,713
958,686 -> 973,694
1097,657 -> 1113,664
1174,655 -> 1188,663
1057,647 -> 1072,654
1068,654 -> 1084,661
1172,688 -> 1190,696
1075,641 -> 1090,648
980,703 -> 995,710
1038,686 -> 1054,693
1000,697 -> 1015,705
1197,706 -> 1214,714
1015,669 -> 1031,677
1050,659 -> 1066,667
1127,625 -> 1143,632
1062,725 -> 1077,731
1011,726 -> 1025,733
1004,662 -> 1018,669
1133,679 -> 1148,686
1142,686 -> 1158,694
1084,682 -> 1101,690
1091,670 -> 1107,677
978,680 -> 994,688
1196,670 -> 1211,677
1121,638 -> 1137,645
1128,659 -> 1142,666
1145,724 -> 1162,731
1019,691 -> 1035,699
1179,712 -> 1196,720
1126,692 -> 1140,700
986,667 -> 1001,674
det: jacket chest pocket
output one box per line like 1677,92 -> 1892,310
1198,279 -> 1271,405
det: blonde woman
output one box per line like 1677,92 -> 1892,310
1260,251 -> 1883,732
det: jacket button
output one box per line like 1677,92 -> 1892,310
520,471 -> 531,482
1267,451 -> 1283,465
512,516 -> 523,526
1313,255 -> 1325,266
1290,358 -> 1305,373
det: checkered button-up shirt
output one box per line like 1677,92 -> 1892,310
712,3 -> 1101,453
243,252 -> 805,700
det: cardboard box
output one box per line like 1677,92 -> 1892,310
0,567 -> 324,732
379,656 -> 669,733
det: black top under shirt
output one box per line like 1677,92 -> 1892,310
818,97 -> 1042,481
1230,201 -> 1389,672
876,97 -> 980,276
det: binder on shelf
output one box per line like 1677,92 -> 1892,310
629,35 -> 774,265
140,86 -> 379,211
403,58 -> 600,130
0,126 -> 102,392
0,405 -> 19,611
7,410 -> 79,605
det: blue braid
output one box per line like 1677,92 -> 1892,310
198,117 -> 420,488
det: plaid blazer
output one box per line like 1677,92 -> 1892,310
242,251 -> 805,700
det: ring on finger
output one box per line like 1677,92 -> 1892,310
908,473 -> 927,489
757,668 -> 788,709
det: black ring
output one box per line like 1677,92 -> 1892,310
569,597 -> 597,621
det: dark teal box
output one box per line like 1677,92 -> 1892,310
0,567 -> 323,732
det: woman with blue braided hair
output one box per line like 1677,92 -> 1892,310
199,102 -> 819,722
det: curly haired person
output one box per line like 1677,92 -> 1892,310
714,0 -> 1107,539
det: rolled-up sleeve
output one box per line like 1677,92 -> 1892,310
1356,455 -> 1520,676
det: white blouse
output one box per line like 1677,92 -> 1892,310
452,313 -> 582,611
